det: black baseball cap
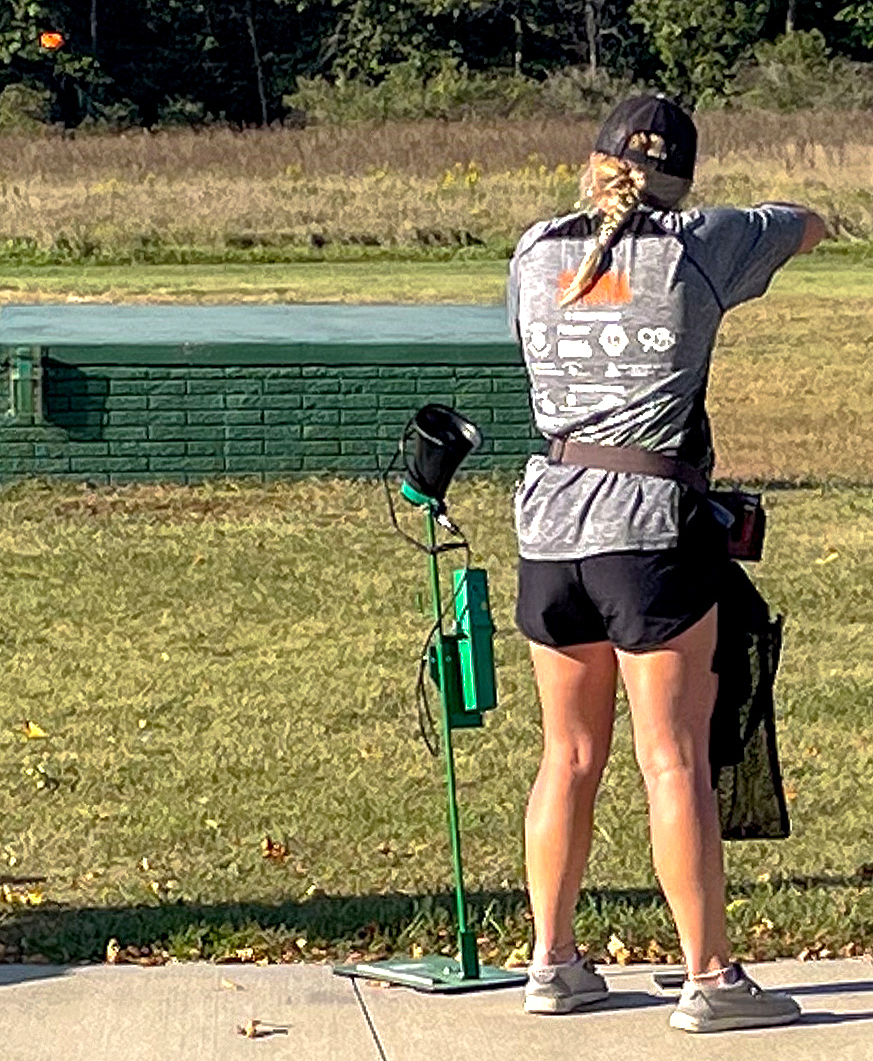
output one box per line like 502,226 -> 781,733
594,95 -> 697,180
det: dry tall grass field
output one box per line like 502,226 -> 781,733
0,110 -> 872,260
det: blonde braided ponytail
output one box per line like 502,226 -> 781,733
559,142 -> 652,308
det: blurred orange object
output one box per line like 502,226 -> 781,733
39,31 -> 65,50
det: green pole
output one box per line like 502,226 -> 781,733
423,504 -> 479,980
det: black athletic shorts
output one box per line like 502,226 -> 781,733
516,502 -> 727,652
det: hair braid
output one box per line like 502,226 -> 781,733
559,151 -> 648,308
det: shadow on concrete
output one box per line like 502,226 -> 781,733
589,990 -> 668,1013
799,1011 -> 873,1026
0,964 -> 71,989
791,981 -> 873,997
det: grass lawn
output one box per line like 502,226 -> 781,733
0,256 -> 508,305
0,252 -> 870,969
0,244 -> 869,305
0,478 -> 870,969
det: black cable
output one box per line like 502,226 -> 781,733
416,651 -> 439,756
380,437 -> 474,756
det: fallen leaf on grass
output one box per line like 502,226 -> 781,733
504,942 -> 530,968
645,939 -> 668,962
750,918 -> 775,939
260,836 -> 288,861
606,933 -> 631,965
22,721 -> 47,739
1,884 -> 45,906
814,551 -> 839,565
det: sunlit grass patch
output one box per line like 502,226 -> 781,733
0,478 -> 869,965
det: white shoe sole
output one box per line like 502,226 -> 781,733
669,1008 -> 801,1033
524,990 -> 608,1015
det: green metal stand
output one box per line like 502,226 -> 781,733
334,501 -> 526,993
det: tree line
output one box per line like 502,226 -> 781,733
1,1 -> 872,127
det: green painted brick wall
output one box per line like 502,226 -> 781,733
0,359 -> 541,485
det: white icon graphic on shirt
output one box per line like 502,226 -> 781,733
536,390 -> 558,415
638,327 -> 676,353
605,362 -> 621,379
557,338 -> 593,359
599,324 -> 629,356
527,322 -> 549,356
567,311 -> 622,323
591,393 -> 625,412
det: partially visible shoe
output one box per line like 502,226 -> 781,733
524,953 -> 608,1014
669,963 -> 801,1033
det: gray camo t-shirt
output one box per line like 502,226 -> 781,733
507,205 -> 805,560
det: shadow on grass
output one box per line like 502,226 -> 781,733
0,886 -> 651,964
0,874 -> 870,974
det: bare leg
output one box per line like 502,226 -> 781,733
616,606 -> 731,978
525,639 -> 617,967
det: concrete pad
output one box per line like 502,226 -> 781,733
0,962 -> 379,1061
359,959 -> 873,1061
0,958 -> 871,1061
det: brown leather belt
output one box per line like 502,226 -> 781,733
547,437 -> 708,495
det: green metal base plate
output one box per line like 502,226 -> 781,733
333,955 -> 528,993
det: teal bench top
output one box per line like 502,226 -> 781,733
0,304 -> 518,365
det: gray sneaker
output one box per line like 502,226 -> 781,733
669,964 -> 801,1033
524,954 -> 608,1014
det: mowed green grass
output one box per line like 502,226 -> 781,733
0,256 -> 871,967
0,479 -> 870,967
0,245 -> 868,304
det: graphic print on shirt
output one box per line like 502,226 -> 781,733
557,267 -> 632,307
518,244 -> 689,438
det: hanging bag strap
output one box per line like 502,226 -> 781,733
547,437 -> 708,495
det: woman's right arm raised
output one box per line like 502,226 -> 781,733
794,207 -> 828,254
763,203 -> 828,254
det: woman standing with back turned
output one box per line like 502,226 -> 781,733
507,95 -> 826,1033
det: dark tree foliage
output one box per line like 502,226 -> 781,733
0,0 -> 869,126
